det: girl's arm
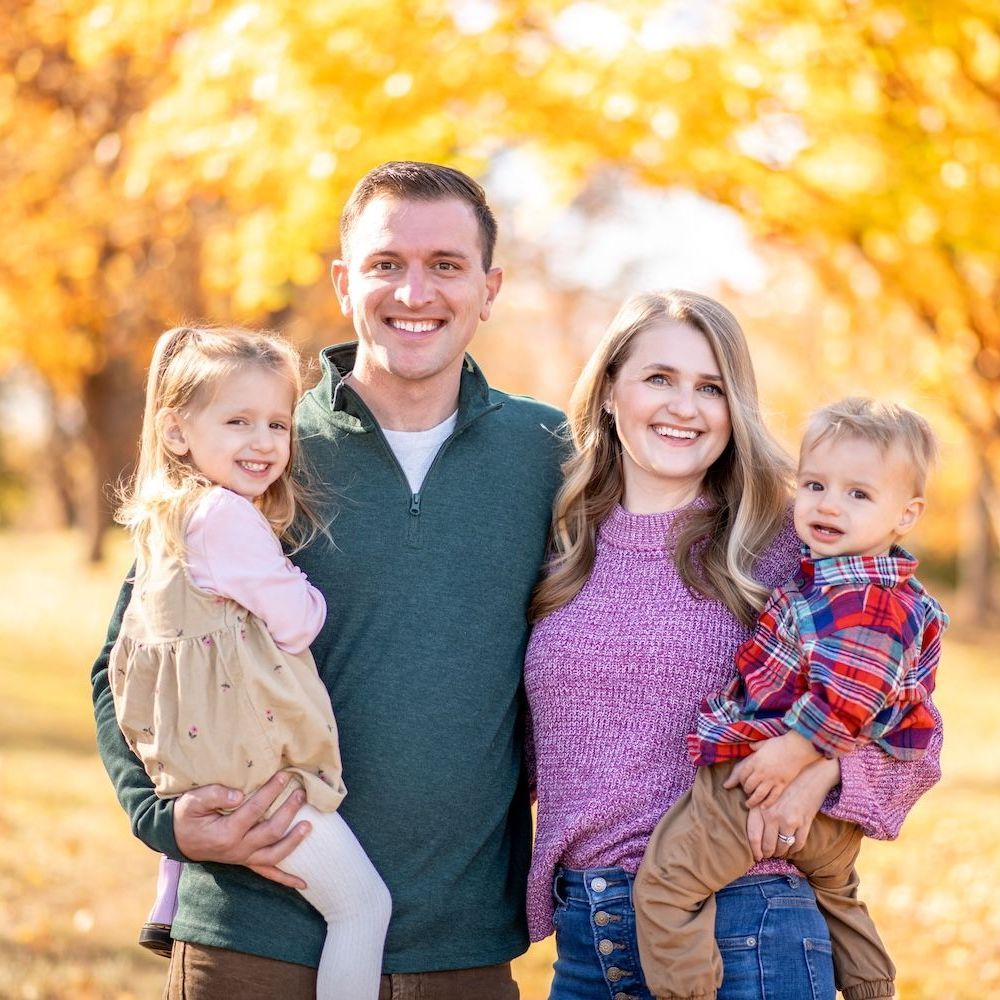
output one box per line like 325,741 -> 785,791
187,488 -> 326,654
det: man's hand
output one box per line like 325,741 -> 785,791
725,730 -> 823,807
746,755 -> 841,861
173,771 -> 311,889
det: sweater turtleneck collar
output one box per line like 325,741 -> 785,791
598,498 -> 707,552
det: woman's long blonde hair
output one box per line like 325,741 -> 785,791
529,290 -> 793,627
116,325 -> 326,562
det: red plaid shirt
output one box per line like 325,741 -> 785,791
689,545 -> 947,765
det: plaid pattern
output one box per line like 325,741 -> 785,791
690,545 -> 948,765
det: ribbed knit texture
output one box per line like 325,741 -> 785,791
524,503 -> 944,942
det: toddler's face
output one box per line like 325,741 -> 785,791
163,366 -> 294,501
794,435 -> 924,559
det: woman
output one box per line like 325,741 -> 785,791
525,290 -> 941,1000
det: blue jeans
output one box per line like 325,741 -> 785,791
549,868 -> 836,1000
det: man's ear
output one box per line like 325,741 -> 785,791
160,409 -> 190,456
895,496 -> 926,538
479,266 -> 503,322
331,260 -> 351,317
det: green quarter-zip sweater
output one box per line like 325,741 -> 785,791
91,344 -> 566,972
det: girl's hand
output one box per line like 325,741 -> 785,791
746,756 -> 840,861
173,771 -> 311,888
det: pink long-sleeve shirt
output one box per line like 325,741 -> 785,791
186,487 -> 326,654
523,502 -> 943,942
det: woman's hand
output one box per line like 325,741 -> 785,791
744,756 -> 840,862
173,771 -> 311,888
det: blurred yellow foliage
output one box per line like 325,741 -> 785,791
1,0 -> 998,576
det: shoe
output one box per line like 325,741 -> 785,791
138,921 -> 174,958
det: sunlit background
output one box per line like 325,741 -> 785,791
2,1 -> 999,997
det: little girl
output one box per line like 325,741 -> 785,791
109,325 -> 391,999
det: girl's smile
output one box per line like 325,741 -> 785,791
162,366 -> 295,501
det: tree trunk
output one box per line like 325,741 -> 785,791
49,417 -> 83,528
957,454 -> 997,624
80,357 -> 144,562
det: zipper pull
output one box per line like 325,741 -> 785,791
409,493 -> 421,516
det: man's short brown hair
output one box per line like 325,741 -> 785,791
339,161 -> 498,271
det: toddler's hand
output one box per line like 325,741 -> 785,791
727,731 -> 822,807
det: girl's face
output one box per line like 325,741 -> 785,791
605,320 -> 732,514
163,366 -> 294,501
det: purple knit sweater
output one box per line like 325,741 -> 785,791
524,503 -> 943,942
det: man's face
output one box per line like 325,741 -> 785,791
332,195 -> 502,392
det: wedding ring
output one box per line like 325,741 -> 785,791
777,833 -> 796,845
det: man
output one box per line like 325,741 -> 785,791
91,162 -> 565,998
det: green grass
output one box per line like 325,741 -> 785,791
1,530 -> 997,999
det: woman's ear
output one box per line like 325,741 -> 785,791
160,409 -> 190,456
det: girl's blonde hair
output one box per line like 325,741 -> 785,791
529,290 -> 793,627
116,325 -> 326,561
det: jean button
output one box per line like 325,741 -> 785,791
590,876 -> 608,892
599,939 -> 614,955
746,936 -> 757,946
614,994 -> 633,1000
595,910 -> 611,926
607,967 -> 623,982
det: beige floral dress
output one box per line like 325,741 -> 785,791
109,545 -> 346,816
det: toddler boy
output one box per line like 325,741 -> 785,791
634,397 -> 948,1000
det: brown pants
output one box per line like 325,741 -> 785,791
634,761 -> 895,1000
163,941 -> 520,999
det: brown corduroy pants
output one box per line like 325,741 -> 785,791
634,760 -> 895,1000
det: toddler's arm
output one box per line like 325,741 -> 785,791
187,488 -> 326,653
736,730 -> 822,807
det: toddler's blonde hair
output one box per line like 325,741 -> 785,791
116,325 -> 326,562
801,397 -> 938,495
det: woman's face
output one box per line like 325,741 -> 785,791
606,320 -> 732,513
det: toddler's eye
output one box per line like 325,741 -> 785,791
849,489 -> 870,501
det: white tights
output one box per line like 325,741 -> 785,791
281,805 -> 392,1000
